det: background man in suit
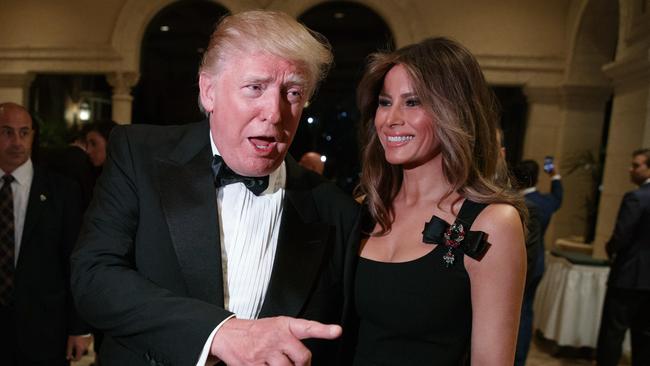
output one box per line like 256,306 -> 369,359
37,127 -> 96,211
71,10 -> 359,366
512,158 -> 563,366
0,102 -> 90,365
596,148 -> 650,366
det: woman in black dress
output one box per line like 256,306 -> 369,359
353,37 -> 527,365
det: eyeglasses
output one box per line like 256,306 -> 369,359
0,126 -> 34,140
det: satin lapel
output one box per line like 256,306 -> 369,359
19,167 -> 48,257
259,161 -> 329,318
154,122 -> 224,306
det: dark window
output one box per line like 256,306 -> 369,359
132,0 -> 229,125
297,2 -> 394,194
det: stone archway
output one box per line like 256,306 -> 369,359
533,0 -> 618,250
268,0 -> 421,47
110,0 -> 258,73
108,0 -> 254,123
594,0 -> 650,258
565,0 -> 619,87
131,1 -> 229,125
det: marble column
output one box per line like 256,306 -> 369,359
594,52 -> 650,258
106,72 -> 139,125
555,85 -> 611,246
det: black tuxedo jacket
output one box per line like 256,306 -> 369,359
606,182 -> 650,290
11,166 -> 88,362
71,121 -> 360,365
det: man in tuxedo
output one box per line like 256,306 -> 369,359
596,148 -> 650,366
71,10 -> 360,366
0,102 -> 91,365
512,159 -> 563,366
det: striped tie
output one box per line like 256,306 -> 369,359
0,174 -> 15,306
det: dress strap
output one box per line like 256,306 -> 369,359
455,200 -> 488,229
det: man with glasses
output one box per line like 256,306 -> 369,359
0,102 -> 90,365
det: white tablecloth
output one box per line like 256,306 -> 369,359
533,253 -> 630,350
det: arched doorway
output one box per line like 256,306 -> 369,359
132,0 -> 229,125
296,1 -> 394,194
493,86 -> 528,168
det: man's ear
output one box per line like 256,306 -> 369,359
198,71 -> 216,113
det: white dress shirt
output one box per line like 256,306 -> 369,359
196,134 -> 286,365
216,144 -> 285,319
1,159 -> 33,265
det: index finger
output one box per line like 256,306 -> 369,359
288,318 -> 342,340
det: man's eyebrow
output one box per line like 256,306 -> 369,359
284,74 -> 307,86
242,75 -> 273,84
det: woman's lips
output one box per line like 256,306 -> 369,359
385,134 -> 414,146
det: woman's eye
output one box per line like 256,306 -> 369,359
405,98 -> 420,107
378,98 -> 391,107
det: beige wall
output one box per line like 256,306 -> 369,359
415,0 -> 568,57
0,0 -> 570,74
0,1 -> 123,47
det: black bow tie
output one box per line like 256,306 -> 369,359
211,155 -> 269,196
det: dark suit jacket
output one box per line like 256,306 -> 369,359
71,121 -> 360,366
606,182 -> 650,290
525,179 -> 563,236
12,166 -> 88,362
524,179 -> 562,280
38,145 -> 97,210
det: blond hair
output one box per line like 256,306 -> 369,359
199,10 -> 332,98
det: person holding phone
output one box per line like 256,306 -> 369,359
512,157 -> 563,366
544,156 -> 555,174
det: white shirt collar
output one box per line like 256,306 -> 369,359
209,132 -> 285,194
0,158 -> 33,186
520,186 -> 537,195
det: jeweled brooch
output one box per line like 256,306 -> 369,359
442,223 -> 465,267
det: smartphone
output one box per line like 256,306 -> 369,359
543,156 -> 554,173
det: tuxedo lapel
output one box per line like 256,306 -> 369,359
259,159 -> 330,318
154,121 -> 224,306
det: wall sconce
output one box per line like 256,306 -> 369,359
79,102 -> 91,122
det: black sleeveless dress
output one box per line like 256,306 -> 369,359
353,200 -> 488,366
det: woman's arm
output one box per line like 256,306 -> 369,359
465,203 -> 526,365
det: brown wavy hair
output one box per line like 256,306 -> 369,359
356,37 -> 525,235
